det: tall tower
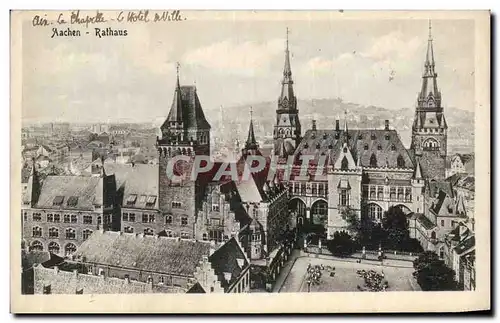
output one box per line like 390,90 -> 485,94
410,22 -> 448,180
273,28 -> 301,157
157,64 -> 211,238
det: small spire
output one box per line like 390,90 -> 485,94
245,107 -> 258,150
175,62 -> 181,88
343,110 -> 348,133
414,160 -> 423,179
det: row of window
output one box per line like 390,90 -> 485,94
290,182 -> 328,196
123,213 -> 156,223
122,226 -> 191,239
362,185 -> 412,202
29,213 -> 99,224
31,227 -> 93,240
29,240 -> 77,256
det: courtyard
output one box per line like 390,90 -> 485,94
279,255 -> 419,293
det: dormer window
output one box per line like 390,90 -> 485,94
385,134 -> 390,140
358,134 -> 363,140
377,145 -> 382,150
323,133 -> 327,139
316,143 -> 320,149
371,134 -> 376,140
343,147 -> 347,153
126,194 -> 137,206
391,144 -> 396,151
364,144 -> 369,150
304,143 -> 309,149
335,133 -> 339,140
328,144 -> 333,149
370,154 -> 377,167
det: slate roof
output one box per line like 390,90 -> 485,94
162,85 -> 211,131
22,251 -> 64,270
454,235 -> 475,255
35,176 -> 105,211
104,164 -> 159,209
208,237 -> 249,292
416,213 -> 436,230
427,180 -> 454,198
294,129 -> 414,169
74,230 -> 211,277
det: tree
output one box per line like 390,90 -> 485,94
326,231 -> 356,257
413,251 -> 459,291
382,206 -> 410,250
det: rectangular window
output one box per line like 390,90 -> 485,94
180,232 -> 189,239
311,183 -> 317,195
32,213 -> 42,222
49,228 -> 58,238
129,213 -> 135,222
123,212 -> 129,222
181,217 -> 188,226
142,214 -> 154,223
172,202 -> 182,209
47,214 -> 54,222
339,189 -> 349,206
124,226 -> 134,233
64,214 -> 70,223
144,228 -> 154,236
71,214 -> 78,223
210,218 -> 221,226
441,220 -> 445,226
66,229 -> 76,239
300,184 -> 306,195
212,204 -> 220,212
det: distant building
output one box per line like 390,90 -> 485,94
446,153 -> 474,177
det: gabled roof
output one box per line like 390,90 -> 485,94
416,213 -> 436,230
35,176 -> 106,210
427,180 -> 454,198
454,235 -> 475,255
294,129 -> 414,169
186,282 -> 206,293
162,86 -> 211,131
75,231 -> 211,277
208,238 -> 249,292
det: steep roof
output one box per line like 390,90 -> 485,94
294,129 -> 414,169
74,230 -> 211,277
454,235 -> 475,255
427,180 -> 454,198
104,163 -> 159,209
208,238 -> 249,292
162,86 -> 211,131
35,176 -> 106,211
416,213 -> 436,230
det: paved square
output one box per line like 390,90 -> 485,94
279,255 -> 418,292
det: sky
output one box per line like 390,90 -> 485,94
21,12 -> 475,124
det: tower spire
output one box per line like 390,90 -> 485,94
176,62 -> 181,88
343,110 -> 348,133
245,107 -> 258,150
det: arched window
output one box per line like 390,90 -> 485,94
311,200 -> 328,217
144,228 -> 154,236
49,227 -> 59,238
65,243 -> 77,256
30,240 -> 43,252
341,156 -> 349,170
368,203 -> 383,221
48,242 -> 60,254
32,226 -> 43,238
165,215 -> 173,224
65,228 -> 76,240
431,231 -> 436,240
370,154 -> 377,167
397,155 -> 405,168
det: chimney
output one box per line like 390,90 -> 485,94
385,120 -> 389,130
54,266 -> 59,273
312,120 -> 317,131
335,120 -> 340,131
73,269 -> 78,277
124,276 -> 130,284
